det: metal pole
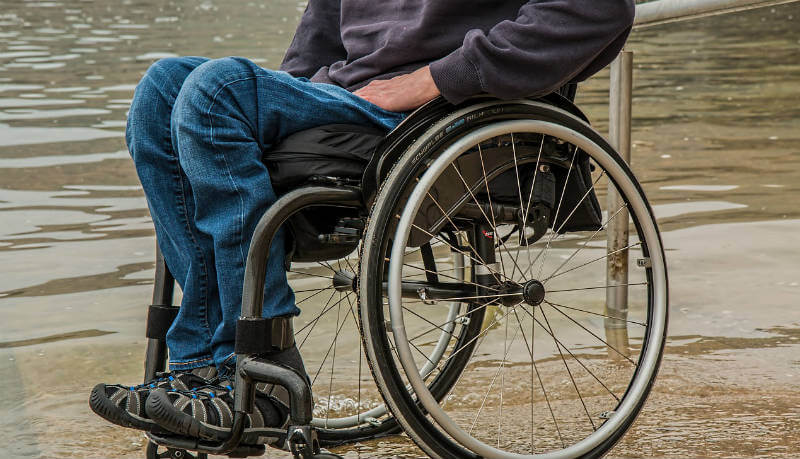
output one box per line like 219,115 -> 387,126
605,51 -> 633,357
634,0 -> 800,28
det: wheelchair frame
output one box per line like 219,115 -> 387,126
139,89 -> 666,459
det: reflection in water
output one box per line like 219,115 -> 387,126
0,1 -> 798,457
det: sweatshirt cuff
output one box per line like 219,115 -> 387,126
429,48 -> 484,105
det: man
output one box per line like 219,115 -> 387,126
90,0 -> 635,441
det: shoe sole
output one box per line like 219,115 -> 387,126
146,389 -> 287,445
89,383 -> 158,431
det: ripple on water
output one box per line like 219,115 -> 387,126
0,124 -> 120,147
0,107 -> 111,121
0,97 -> 82,108
0,188 -> 146,213
660,184 -> 740,192
0,150 -> 130,169
0,84 -> 44,92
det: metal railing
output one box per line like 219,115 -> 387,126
634,0 -> 799,27
604,0 -> 799,347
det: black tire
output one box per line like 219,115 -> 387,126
359,100 -> 668,458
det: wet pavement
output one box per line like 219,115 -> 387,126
0,1 -> 798,457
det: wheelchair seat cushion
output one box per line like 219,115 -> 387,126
264,123 -> 386,191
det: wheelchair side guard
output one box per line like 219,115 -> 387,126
363,91 -> 589,207
404,134 -> 601,248
407,136 -> 562,247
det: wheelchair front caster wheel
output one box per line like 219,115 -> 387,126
145,441 -> 208,459
312,454 -> 343,459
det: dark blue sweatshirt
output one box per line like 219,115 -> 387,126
280,0 -> 635,104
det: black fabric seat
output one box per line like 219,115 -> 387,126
265,124 -> 387,192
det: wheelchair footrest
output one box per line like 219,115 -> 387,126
239,357 -> 313,426
147,432 -> 267,458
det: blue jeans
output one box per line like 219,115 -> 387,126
126,56 -> 404,371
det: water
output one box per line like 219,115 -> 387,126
0,1 -> 798,457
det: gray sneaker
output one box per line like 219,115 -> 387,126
89,366 -> 217,432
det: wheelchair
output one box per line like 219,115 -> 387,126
141,86 -> 668,459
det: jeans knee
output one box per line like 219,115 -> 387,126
171,57 -> 259,135
127,57 -> 207,160
136,57 -> 203,104
178,57 -> 256,101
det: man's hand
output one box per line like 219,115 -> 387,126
354,66 -> 441,112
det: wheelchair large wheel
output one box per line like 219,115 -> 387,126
289,241 -> 477,445
359,100 -> 668,458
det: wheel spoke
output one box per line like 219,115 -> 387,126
514,307 -> 564,448
545,300 -> 647,326
296,289 -> 341,338
403,305 -> 453,336
297,289 -> 339,348
324,292 -> 344,427
468,323 -> 520,436
552,170 -> 606,235
543,301 -> 637,365
288,270 -> 334,281
422,190 -> 510,284
507,132 -> 531,283
546,282 -> 647,294
534,145 -> 579,280
343,293 -> 364,420
498,297 -> 511,446
407,220 -> 510,286
543,203 -> 628,284
510,309 -> 536,453
428,301 -> 520,374
410,340 -> 439,368
450,160 -> 526,282
523,306 -> 621,403
397,259 -> 501,292
539,306 -> 597,431
294,286 -> 332,307
311,294 -> 353,386
477,143 -> 505,276
407,299 -> 497,343
544,242 -> 642,283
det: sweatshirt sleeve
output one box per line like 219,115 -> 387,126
429,0 -> 636,104
280,0 -> 346,78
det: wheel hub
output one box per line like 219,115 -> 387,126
522,279 -> 546,306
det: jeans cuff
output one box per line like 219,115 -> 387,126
169,356 -> 214,371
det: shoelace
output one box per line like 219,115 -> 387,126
126,372 -> 180,391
